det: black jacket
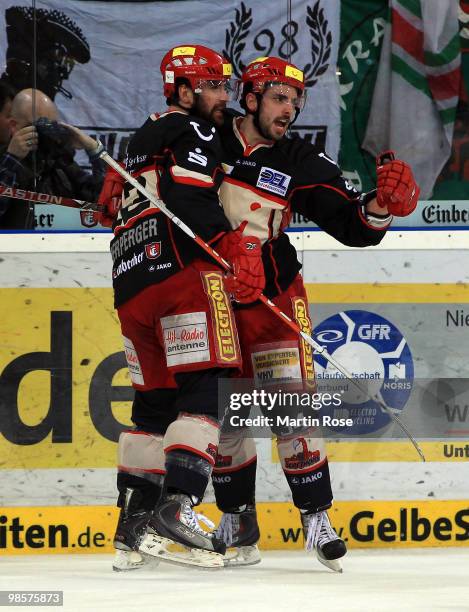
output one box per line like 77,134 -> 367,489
0,144 -> 105,229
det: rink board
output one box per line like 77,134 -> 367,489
1,258 -> 469,520
2,285 -> 469,468
1,500 -> 468,554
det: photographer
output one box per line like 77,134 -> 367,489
0,88 -> 105,229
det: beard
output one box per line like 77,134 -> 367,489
194,97 -> 226,126
257,112 -> 291,141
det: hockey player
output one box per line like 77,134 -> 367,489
106,45 -> 265,570
97,55 -> 419,572
210,56 -> 420,571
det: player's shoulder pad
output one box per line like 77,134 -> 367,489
282,136 -> 342,185
130,111 -> 214,145
162,111 -> 220,149
126,112 -> 221,172
125,115 -> 160,171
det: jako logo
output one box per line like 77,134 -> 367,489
291,472 -> 322,485
212,475 -> 231,484
256,166 -> 291,196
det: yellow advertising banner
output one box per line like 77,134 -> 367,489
0,288 -> 133,468
1,286 -> 468,467
1,501 -> 468,554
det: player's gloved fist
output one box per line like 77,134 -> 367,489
217,228 -> 265,304
376,151 -> 420,217
94,164 -> 125,227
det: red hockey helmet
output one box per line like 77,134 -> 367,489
237,56 -> 306,110
160,45 -> 232,98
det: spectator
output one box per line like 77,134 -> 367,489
0,88 -> 105,229
0,81 -> 16,146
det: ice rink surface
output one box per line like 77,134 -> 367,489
1,550 -> 468,612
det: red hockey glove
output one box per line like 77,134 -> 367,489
95,164 -> 125,227
376,151 -> 420,217
217,229 -> 265,304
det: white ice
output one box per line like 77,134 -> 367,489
1,550 -> 468,612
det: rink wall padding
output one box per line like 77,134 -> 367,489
1,233 -> 469,551
1,501 -> 468,554
2,285 -> 469,466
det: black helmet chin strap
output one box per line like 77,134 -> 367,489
290,106 -> 300,126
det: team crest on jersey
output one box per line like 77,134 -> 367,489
256,167 -> 291,196
145,242 -> 161,259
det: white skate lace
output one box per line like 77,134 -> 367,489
181,500 -> 216,537
304,511 -> 339,552
214,513 -> 240,547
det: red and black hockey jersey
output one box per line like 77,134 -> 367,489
111,110 -> 230,307
218,111 -> 391,298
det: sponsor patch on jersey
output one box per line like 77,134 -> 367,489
256,167 -> 291,196
110,217 -> 158,262
145,242 -> 161,259
161,312 -> 210,367
188,148 -> 208,167
113,251 -> 144,279
215,452 -> 233,468
251,342 -> 302,386
123,336 -> 144,385
292,297 -> 316,387
202,271 -> 241,364
190,121 -> 216,141
284,437 -> 320,471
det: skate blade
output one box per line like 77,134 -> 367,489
112,549 -> 152,572
316,551 -> 343,573
140,533 -> 224,569
223,545 -> 261,567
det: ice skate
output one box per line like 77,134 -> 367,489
112,488 -> 154,572
139,493 -> 226,569
301,510 -> 347,573
215,504 -> 261,567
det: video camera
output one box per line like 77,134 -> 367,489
34,117 -> 71,147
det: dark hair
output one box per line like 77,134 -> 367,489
0,80 -> 16,112
240,81 -> 254,111
165,77 -> 192,106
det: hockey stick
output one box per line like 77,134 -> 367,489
0,185 -> 105,212
98,143 -> 425,462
